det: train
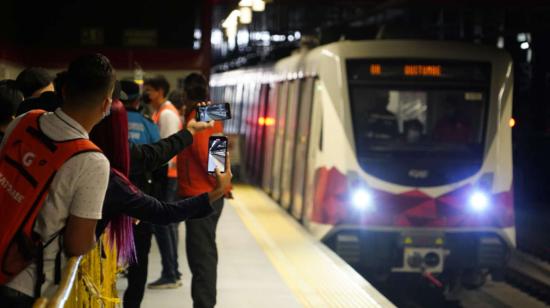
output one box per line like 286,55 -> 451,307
210,39 -> 514,290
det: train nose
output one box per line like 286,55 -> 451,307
407,252 -> 423,268
424,252 -> 441,268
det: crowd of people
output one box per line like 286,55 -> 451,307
0,53 -> 232,308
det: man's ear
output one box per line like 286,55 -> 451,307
102,97 -> 110,112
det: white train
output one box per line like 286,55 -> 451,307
211,40 -> 514,289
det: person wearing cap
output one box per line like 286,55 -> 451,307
15,67 -> 54,99
123,80 -> 161,146
120,79 -> 163,306
143,76 -> 183,289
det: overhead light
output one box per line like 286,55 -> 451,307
222,9 -> 241,28
252,0 -> 265,12
225,24 -> 237,37
239,0 -> 253,7
520,42 -> 530,50
239,7 -> 252,24
211,29 -> 223,45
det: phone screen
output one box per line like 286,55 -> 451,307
197,103 -> 232,122
208,136 -> 228,173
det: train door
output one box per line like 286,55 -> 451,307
271,81 -> 290,201
290,78 -> 315,220
261,82 -> 279,193
253,84 -> 270,183
302,79 -> 324,229
229,84 -> 244,171
280,80 -> 301,210
223,85 -> 235,134
246,83 -> 261,179
238,83 -> 251,178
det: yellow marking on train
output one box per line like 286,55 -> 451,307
404,237 -> 413,244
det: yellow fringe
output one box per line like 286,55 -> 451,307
65,233 -> 121,308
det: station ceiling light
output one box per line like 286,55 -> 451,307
240,7 -> 252,24
239,0 -> 254,7
222,9 -> 240,29
252,0 -> 265,12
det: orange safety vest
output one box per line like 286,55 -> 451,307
177,110 -> 228,197
152,102 -> 182,178
0,110 -> 101,289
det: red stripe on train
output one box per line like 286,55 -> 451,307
311,167 -> 514,228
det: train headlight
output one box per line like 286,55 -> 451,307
351,189 -> 373,210
469,191 -> 489,212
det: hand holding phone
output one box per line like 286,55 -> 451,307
186,118 -> 214,135
196,103 -> 232,122
208,136 -> 228,174
208,154 -> 232,203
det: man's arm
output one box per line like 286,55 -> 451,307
64,153 -> 109,256
64,216 -> 99,256
129,129 -> 193,175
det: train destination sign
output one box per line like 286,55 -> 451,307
348,59 -> 490,83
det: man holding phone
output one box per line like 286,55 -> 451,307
177,73 -> 230,308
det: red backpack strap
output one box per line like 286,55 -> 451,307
0,110 -> 101,290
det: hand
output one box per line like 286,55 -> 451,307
186,117 -> 214,135
196,101 -> 211,107
214,155 -> 232,193
208,155 -> 233,204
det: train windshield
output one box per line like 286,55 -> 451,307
347,60 -> 490,161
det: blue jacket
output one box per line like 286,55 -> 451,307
127,109 -> 160,145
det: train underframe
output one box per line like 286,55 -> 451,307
323,227 -> 510,290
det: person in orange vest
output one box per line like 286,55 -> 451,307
178,73 -> 231,308
143,75 -> 183,289
0,54 -> 113,306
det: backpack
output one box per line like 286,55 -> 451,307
0,110 -> 101,295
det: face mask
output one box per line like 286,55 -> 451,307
141,92 -> 151,105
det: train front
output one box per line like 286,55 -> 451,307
313,41 -> 514,288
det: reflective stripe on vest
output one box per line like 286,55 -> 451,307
0,110 -> 101,285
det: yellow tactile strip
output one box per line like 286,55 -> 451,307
230,185 -> 396,308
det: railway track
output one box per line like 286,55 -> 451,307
370,250 -> 550,307
505,251 -> 550,305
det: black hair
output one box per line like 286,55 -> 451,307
144,75 -> 170,98
120,80 -> 140,103
183,73 -> 208,116
183,73 -> 208,102
0,80 -> 24,125
168,89 -> 185,110
64,54 -> 115,108
15,67 -> 53,98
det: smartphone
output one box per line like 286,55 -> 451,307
208,136 -> 228,174
196,103 -> 232,122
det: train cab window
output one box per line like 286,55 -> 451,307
351,88 -> 486,158
348,60 -> 490,162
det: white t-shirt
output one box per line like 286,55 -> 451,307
0,108 -> 110,297
157,101 -> 181,139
